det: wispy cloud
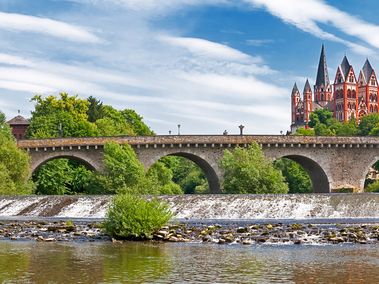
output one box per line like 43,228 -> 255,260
246,39 -> 274,47
0,11 -> 101,43
245,0 -> 378,56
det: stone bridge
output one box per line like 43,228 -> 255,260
17,135 -> 379,193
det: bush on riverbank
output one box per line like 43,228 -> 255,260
220,142 -> 288,194
103,194 -> 173,239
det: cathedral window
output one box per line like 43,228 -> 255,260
352,90 -> 356,98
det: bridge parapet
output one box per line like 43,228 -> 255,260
17,135 -> 379,150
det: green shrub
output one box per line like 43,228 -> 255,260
220,142 -> 288,194
103,194 -> 173,239
365,180 -> 379,192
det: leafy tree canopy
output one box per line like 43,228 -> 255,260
220,142 -> 288,194
0,112 -> 31,194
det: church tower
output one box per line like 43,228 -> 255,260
291,83 -> 304,132
303,79 -> 312,128
314,44 -> 332,106
334,56 -> 358,122
357,59 -> 378,120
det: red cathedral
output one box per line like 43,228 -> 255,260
291,45 -> 379,133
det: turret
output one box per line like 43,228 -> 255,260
303,79 -> 313,128
358,59 -> 378,119
334,55 -> 358,122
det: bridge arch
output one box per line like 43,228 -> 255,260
360,155 -> 379,191
139,149 -> 222,194
30,152 -> 101,175
274,154 -> 330,193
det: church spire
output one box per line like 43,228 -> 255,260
315,44 -> 330,87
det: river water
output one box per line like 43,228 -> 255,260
1,241 -> 378,283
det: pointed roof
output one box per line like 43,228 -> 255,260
315,44 -> 330,87
362,59 -> 374,82
303,79 -> 312,93
292,82 -> 299,95
6,115 -> 30,125
340,55 -> 351,79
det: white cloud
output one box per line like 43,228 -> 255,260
160,36 -> 253,62
246,0 -> 378,55
79,0 -> 231,14
0,11 -> 101,43
0,53 -> 32,66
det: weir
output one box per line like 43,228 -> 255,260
0,194 -> 378,221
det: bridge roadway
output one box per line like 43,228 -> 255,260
17,135 -> 379,193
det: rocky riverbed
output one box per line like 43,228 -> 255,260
0,220 -> 378,245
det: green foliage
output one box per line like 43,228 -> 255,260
27,94 -> 98,138
160,156 -> 209,194
295,127 -> 315,136
33,159 -> 94,195
0,116 -> 32,195
97,143 -> 182,195
358,113 -> 379,136
220,142 -> 288,194
87,96 -> 105,122
146,162 -> 183,194
120,109 -> 154,136
27,94 -> 154,195
365,180 -> 379,192
103,142 -> 145,190
298,109 -> 358,136
103,194 -> 173,239
273,158 -> 312,193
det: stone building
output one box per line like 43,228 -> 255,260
7,114 -> 30,140
291,45 -> 379,133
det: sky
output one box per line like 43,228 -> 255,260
1,0 -> 379,135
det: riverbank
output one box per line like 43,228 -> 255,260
0,220 -> 378,245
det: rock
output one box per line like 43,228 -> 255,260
218,238 -> 226,244
236,227 -> 248,233
293,239 -> 302,245
266,224 -> 273,230
202,235 -> 212,242
242,239 -> 253,245
111,238 -> 122,244
168,236 -> 179,242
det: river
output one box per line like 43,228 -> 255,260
1,241 -> 378,283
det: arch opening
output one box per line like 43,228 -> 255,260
32,156 -> 97,195
149,152 -> 221,194
363,159 -> 379,193
274,155 -> 330,193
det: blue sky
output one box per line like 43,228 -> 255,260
0,0 -> 379,134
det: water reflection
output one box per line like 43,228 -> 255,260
0,242 -> 377,283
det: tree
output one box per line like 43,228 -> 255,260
27,94 -> 97,138
87,96 -> 105,122
359,113 -> 379,136
33,159 -> 94,195
120,109 -> 154,136
220,142 -> 288,194
0,113 -> 31,194
295,127 -> 315,136
274,158 -> 312,193
160,156 -> 209,194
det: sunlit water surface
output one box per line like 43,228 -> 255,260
0,241 -> 378,283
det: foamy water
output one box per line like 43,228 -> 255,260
0,194 -> 377,220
